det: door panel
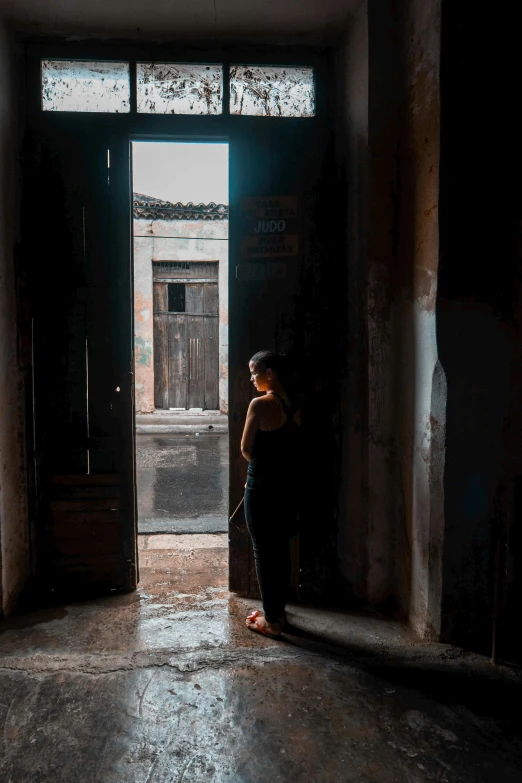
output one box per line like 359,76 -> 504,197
24,125 -> 136,598
153,283 -> 169,409
186,283 -> 205,314
154,314 -> 169,410
187,316 -> 205,408
204,283 -> 219,314
168,316 -> 188,409
203,283 -> 219,410
203,316 -> 219,410
153,281 -> 168,311
228,119 -> 332,598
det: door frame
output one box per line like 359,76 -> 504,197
18,38 -> 331,603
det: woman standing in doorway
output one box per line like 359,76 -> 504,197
241,350 -> 302,638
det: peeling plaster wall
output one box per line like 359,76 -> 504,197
394,0 -> 443,638
133,218 -> 228,414
133,234 -> 155,412
0,23 -> 29,616
365,0 -> 443,632
337,0 -> 443,635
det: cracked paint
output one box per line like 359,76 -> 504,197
134,336 -> 152,367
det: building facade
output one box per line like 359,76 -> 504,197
133,194 -> 229,414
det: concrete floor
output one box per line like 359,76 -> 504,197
137,433 -> 228,534
1,535 -> 521,782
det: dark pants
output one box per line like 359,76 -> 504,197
244,468 -> 298,624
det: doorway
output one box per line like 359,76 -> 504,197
132,141 -> 229,539
20,46 -> 327,604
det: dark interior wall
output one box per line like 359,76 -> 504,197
0,22 -> 29,616
364,0 -> 404,610
336,0 -> 442,636
335,0 -> 402,613
336,0 -> 369,604
438,2 -> 519,653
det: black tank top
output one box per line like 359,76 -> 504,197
249,393 -> 299,479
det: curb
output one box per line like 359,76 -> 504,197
136,424 -> 228,434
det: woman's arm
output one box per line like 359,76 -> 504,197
241,398 -> 261,461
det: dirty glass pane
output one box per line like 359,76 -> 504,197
230,65 -> 315,117
137,63 -> 223,115
41,60 -> 130,113
168,284 -> 186,313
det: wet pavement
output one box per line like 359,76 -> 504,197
1,534 -> 521,782
137,433 -> 228,534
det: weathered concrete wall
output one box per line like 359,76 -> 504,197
133,231 -> 154,412
0,24 -> 29,616
337,0 -> 403,611
133,218 -> 228,413
337,0 -> 443,636
365,0 -> 443,633
394,0 -> 443,638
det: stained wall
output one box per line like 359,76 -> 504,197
336,0 -> 443,637
393,0 -> 443,638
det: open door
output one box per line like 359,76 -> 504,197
228,110 -> 334,598
22,123 -> 136,598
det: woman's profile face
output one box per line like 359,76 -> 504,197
249,361 -> 272,393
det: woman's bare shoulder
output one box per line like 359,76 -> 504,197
247,395 -> 271,413
249,394 -> 279,410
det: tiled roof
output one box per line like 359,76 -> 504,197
133,193 -> 228,220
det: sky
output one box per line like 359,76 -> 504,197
132,141 -> 228,205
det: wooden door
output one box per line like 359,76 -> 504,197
186,283 -> 206,409
153,281 -> 219,410
228,113 -> 335,600
203,283 -> 220,410
22,124 -> 137,599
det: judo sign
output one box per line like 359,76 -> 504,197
240,196 -> 298,259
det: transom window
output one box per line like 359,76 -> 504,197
41,60 -> 315,118
41,60 -> 130,113
137,63 -> 223,115
230,65 -> 315,117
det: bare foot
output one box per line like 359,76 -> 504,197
246,610 -> 282,638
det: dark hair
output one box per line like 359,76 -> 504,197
250,350 -> 299,401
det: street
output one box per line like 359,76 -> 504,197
136,433 -> 229,534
